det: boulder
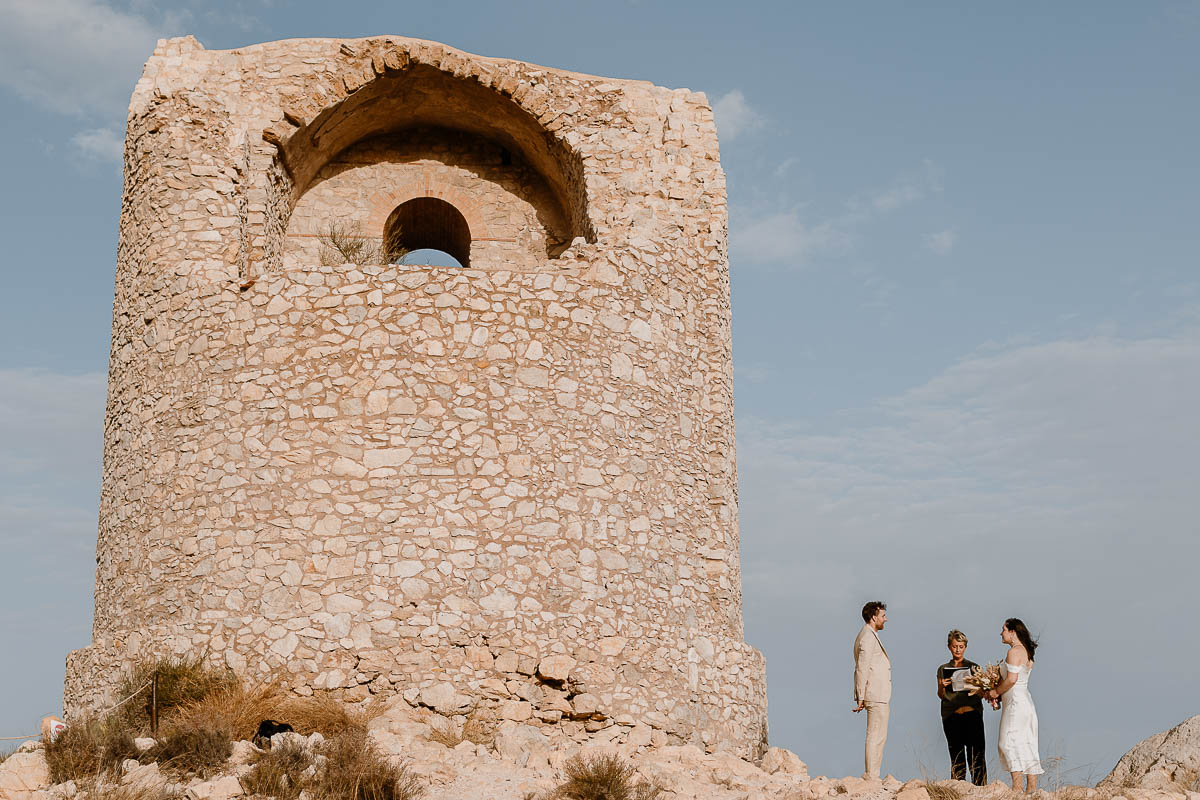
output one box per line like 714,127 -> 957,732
185,774 -> 243,800
536,655 -> 575,684
0,746 -> 50,799
419,682 -> 473,715
228,739 -> 259,765
1102,715 -> 1200,790
121,761 -> 170,792
493,724 -> 550,767
761,745 -> 808,777
270,731 -> 308,752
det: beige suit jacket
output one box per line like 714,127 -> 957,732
853,624 -> 891,703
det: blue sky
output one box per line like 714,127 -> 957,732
1,0 -> 1198,782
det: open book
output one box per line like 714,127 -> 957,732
944,667 -> 970,692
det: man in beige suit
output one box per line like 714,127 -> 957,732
853,600 -> 891,780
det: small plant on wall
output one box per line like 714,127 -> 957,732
382,224 -> 410,265
316,222 -> 409,266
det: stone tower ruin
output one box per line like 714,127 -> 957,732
64,35 -> 767,758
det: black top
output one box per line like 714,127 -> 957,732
939,659 -> 984,719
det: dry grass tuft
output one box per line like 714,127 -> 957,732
160,677 -> 286,742
548,753 -> 665,800
462,708 -> 498,747
85,781 -> 183,800
116,654 -> 238,731
925,781 -> 964,800
426,724 -> 462,748
309,728 -> 424,800
317,222 -> 380,266
279,694 -> 379,738
44,717 -> 139,783
1052,787 -> 1100,800
317,221 -> 409,266
144,724 -> 233,778
241,739 -> 314,800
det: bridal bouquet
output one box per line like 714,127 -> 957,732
962,662 -> 1003,696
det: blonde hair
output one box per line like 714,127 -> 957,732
947,629 -> 968,646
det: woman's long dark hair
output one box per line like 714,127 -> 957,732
1005,618 -> 1038,662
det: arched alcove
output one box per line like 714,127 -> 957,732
266,54 -> 595,275
281,128 -> 570,270
385,198 -> 471,267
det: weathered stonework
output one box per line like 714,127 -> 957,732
64,34 -> 767,758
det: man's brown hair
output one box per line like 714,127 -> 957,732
861,601 -> 887,624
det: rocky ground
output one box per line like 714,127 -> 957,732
3,709 -> 1197,800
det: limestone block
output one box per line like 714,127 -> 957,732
122,761 -> 170,792
270,731 -> 307,751
570,693 -> 600,717
0,748 -> 50,798
500,700 -> 533,721
761,745 -> 808,777
494,651 -> 520,673
419,682 -> 472,715
536,655 -> 575,684
186,774 -> 243,800
493,724 -> 550,767
228,740 -> 259,765
627,723 -> 652,747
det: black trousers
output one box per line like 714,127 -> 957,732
942,709 -> 987,785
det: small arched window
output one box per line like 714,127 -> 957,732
384,198 -> 471,267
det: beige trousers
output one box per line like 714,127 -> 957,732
863,701 -> 889,779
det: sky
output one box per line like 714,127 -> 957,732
1,0 -> 1198,783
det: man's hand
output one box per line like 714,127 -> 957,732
853,700 -> 865,712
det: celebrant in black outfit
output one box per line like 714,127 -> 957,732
936,629 -> 987,785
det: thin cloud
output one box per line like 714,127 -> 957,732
925,229 -> 956,255
0,368 -> 106,733
71,126 -> 124,162
0,0 -> 175,116
733,161 -> 945,268
850,160 -> 944,216
774,157 -> 802,179
713,89 -> 763,143
0,368 -> 105,484
739,327 -> 1200,777
732,210 -> 849,266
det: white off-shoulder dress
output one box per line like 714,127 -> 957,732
998,661 -> 1043,775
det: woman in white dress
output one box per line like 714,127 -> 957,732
984,618 -> 1043,793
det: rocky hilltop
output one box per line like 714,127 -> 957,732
3,705 -> 1199,800
1100,714 -> 1200,794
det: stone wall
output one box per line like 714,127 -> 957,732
65,34 -> 768,758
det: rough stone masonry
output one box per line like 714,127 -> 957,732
63,34 -> 768,759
